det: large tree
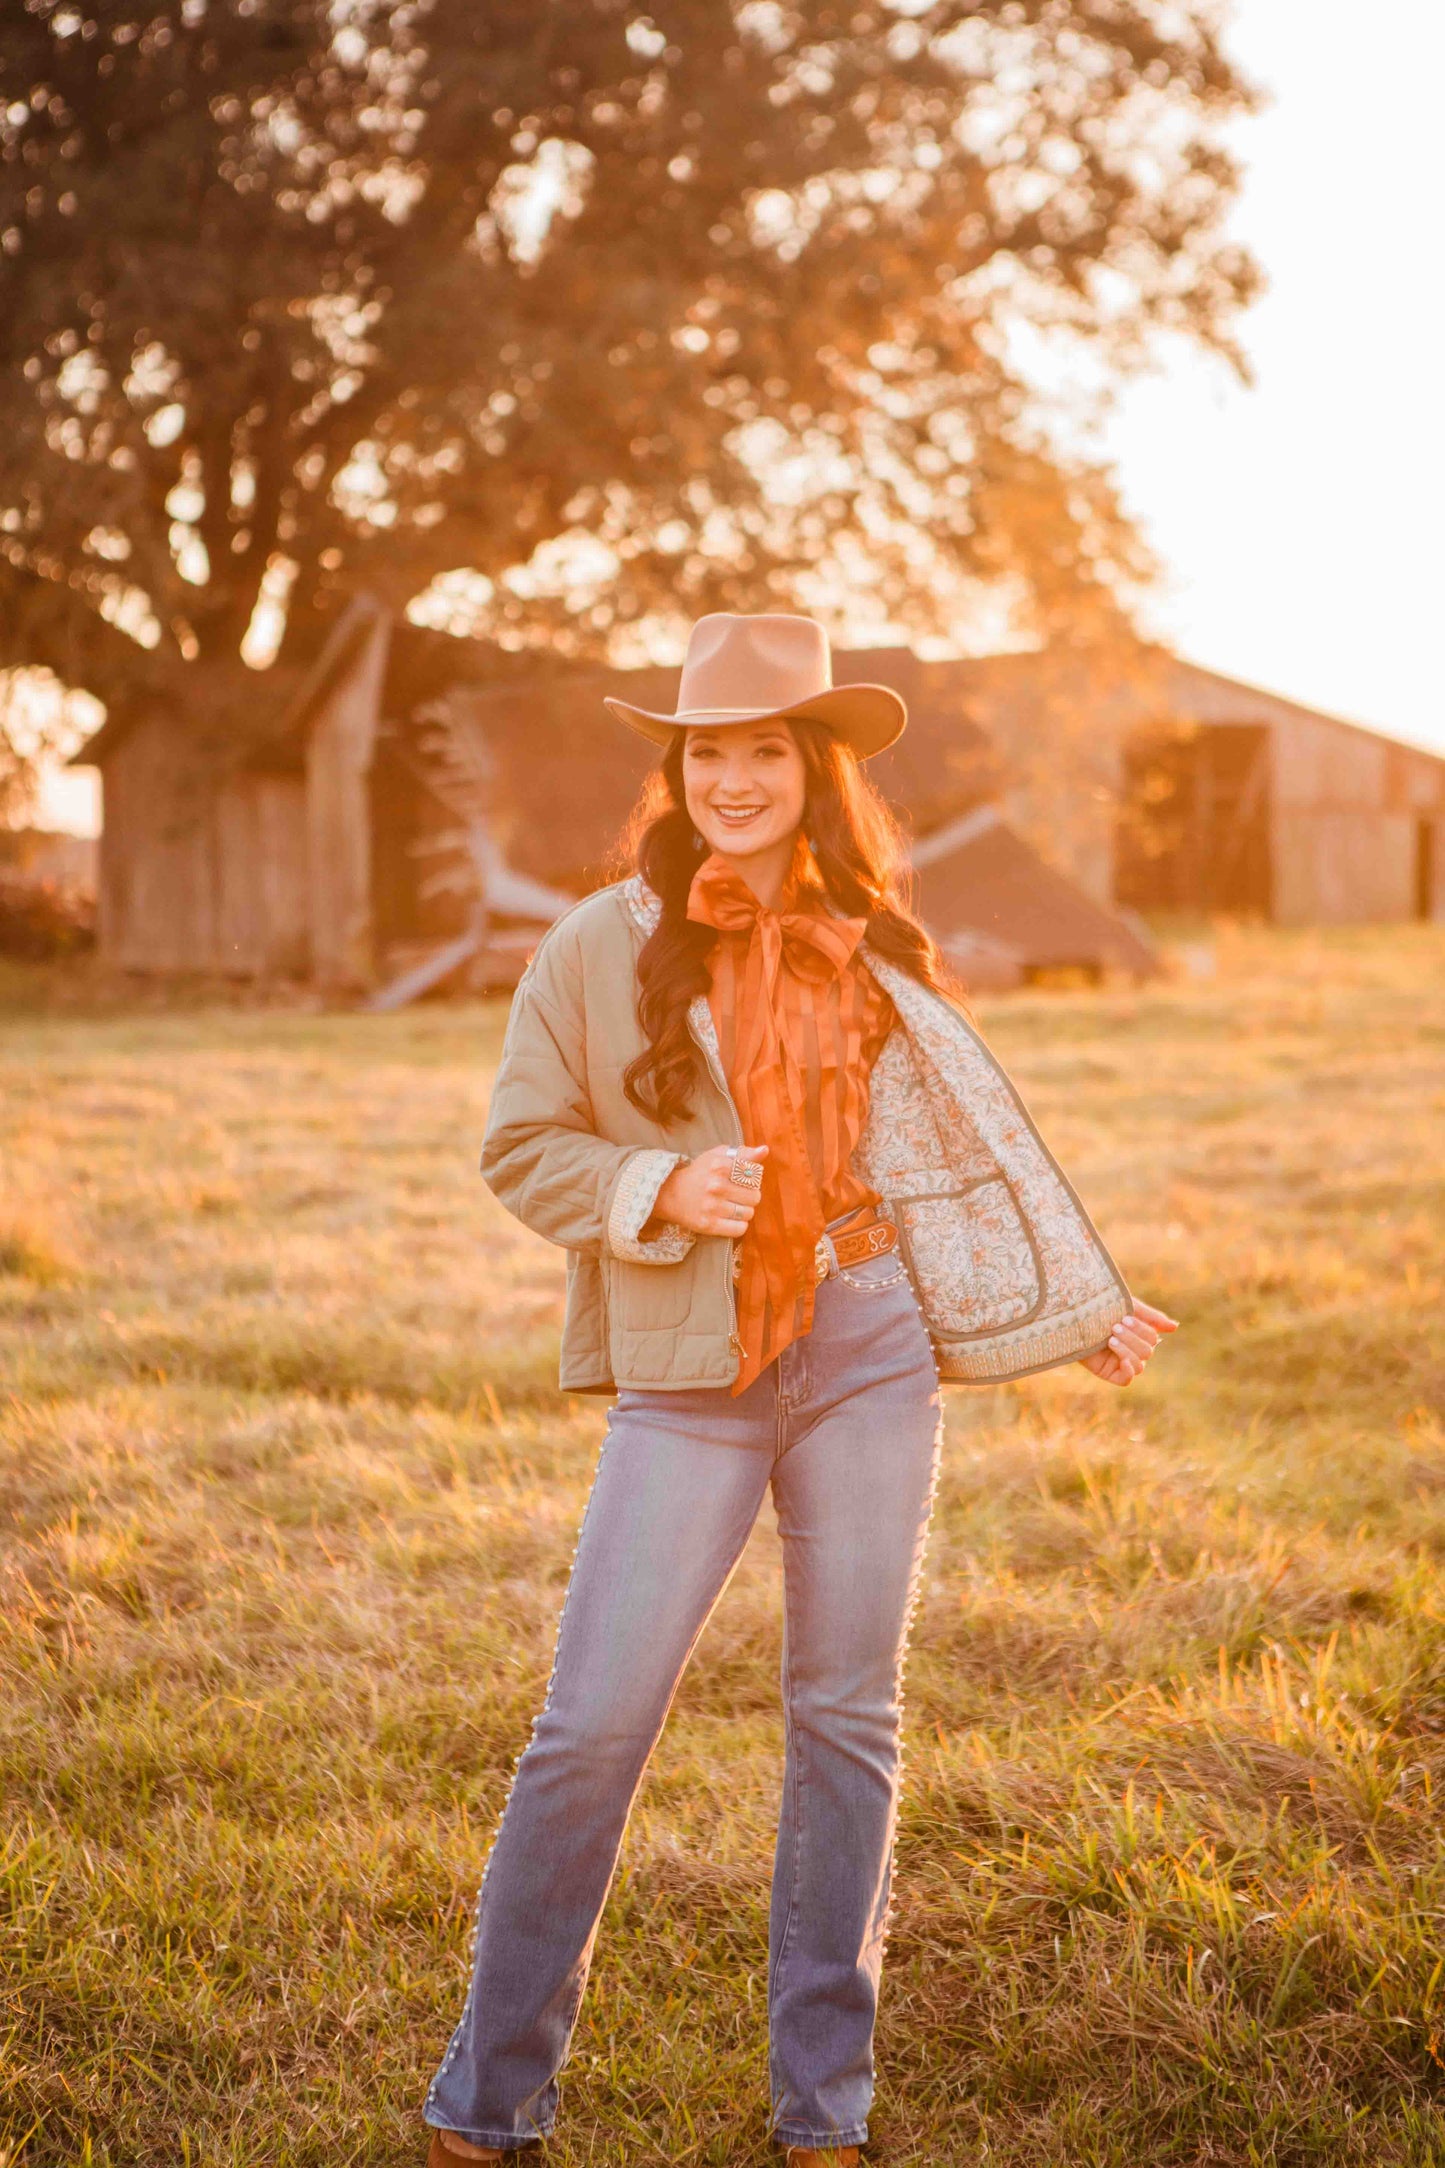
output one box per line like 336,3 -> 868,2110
0,0 -> 1256,759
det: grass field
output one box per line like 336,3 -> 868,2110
3,924 -> 1445,2168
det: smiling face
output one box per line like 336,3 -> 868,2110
681,720 -> 808,867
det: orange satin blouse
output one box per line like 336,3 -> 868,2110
686,843 -> 897,1395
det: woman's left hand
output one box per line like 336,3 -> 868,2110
1078,1298 -> 1178,1387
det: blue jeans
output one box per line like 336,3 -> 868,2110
425,1231 -> 942,2152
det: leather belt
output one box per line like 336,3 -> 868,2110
728,1206 -> 898,1283
814,1208 -> 898,1281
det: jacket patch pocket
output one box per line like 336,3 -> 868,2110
894,1180 -> 1043,1339
606,1252 -> 695,1333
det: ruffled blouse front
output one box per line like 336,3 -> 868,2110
686,844 -> 896,1394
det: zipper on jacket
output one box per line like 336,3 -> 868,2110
686,1001 -> 745,1365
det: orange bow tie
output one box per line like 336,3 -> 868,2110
686,853 -> 865,987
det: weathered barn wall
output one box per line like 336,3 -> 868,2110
213,781 -> 259,970
1115,721 -> 1273,916
1112,663 -> 1445,926
253,775 -> 311,973
96,721 -> 311,975
214,772 -> 310,974
304,615 -> 390,988
1270,712 -> 1445,924
98,716 -> 219,971
1272,808 -> 1417,923
89,605 -> 386,981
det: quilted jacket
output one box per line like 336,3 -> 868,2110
479,875 -> 1133,1394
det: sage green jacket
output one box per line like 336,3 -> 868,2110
480,876 -> 1132,1394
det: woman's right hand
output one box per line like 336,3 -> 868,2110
647,1144 -> 769,1238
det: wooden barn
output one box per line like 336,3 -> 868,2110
862,645 -> 1445,926
1111,660 -> 1445,923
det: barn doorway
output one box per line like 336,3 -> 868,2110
1115,722 -> 1273,917
1416,817 -> 1437,921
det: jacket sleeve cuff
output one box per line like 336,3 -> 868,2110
606,1149 -> 696,1264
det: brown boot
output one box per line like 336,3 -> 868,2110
427,2132 -> 509,2165
785,2152 -> 860,2166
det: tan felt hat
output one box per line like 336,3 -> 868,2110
602,612 -> 907,759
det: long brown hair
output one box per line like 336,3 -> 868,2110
615,718 -> 969,1127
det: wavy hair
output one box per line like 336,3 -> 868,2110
613,718 -> 969,1128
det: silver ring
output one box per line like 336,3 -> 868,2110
727,1152 -> 763,1191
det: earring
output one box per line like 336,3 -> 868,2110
691,827 -> 706,853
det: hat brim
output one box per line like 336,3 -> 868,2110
601,683 -> 906,760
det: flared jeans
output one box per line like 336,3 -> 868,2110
425,1232 -> 943,2152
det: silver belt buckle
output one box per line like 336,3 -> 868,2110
814,1234 -> 832,1282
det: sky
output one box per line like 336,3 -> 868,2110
35,0 -> 1445,833
1101,0 -> 1445,757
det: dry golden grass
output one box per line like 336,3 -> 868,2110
3,923 -> 1445,2167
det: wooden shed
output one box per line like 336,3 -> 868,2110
74,598 -> 390,983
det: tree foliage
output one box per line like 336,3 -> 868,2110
0,0 -> 1257,742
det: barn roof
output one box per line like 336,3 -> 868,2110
71,604 -> 1445,796
1161,657 -> 1445,765
954,647 -> 1445,774
66,599 -> 377,772
912,804 -> 1160,978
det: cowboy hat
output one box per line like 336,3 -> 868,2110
602,612 -> 907,759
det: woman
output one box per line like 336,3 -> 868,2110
424,613 -> 1176,2165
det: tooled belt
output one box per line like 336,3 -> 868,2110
813,1204 -> 899,1281
730,1203 -> 899,1283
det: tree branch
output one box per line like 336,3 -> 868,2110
0,559 -> 172,714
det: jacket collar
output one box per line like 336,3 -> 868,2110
621,873 -> 662,938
